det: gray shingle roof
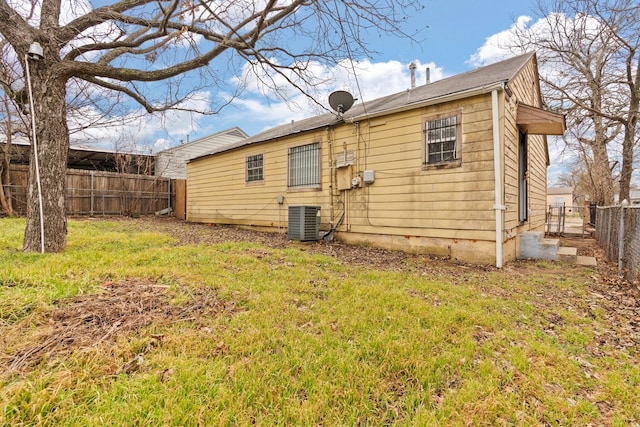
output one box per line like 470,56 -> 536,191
193,52 -> 536,161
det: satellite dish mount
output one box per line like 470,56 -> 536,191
329,90 -> 355,115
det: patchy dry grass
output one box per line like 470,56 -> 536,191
0,217 -> 638,426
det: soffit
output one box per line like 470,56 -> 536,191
517,104 -> 565,135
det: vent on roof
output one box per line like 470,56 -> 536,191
288,206 -> 321,241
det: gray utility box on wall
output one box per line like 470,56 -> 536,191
288,205 -> 321,241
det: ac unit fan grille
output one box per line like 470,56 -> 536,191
288,206 -> 320,241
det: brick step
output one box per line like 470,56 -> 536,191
517,232 -> 597,266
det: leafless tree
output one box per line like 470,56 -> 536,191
0,45 -> 30,216
555,153 -> 608,205
0,0 -> 420,252
0,94 -> 17,216
509,0 -> 639,205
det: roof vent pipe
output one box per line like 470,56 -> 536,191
426,67 -> 431,85
409,63 -> 416,89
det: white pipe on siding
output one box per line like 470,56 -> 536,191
492,89 -> 504,268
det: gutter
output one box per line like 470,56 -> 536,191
191,81 -> 509,163
492,88 -> 505,268
350,82 -> 508,122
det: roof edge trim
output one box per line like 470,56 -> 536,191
350,81 -> 507,122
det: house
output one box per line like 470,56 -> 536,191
546,186 -> 575,214
155,127 -> 248,179
186,52 -> 565,266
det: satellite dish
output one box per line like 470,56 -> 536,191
329,90 -> 355,114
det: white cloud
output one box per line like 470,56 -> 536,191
468,15 -> 532,67
466,14 -> 575,184
70,91 -> 213,152
222,58 -> 446,133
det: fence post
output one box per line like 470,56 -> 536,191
618,200 -> 628,277
90,171 -> 94,217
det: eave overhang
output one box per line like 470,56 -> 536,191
517,104 -> 565,135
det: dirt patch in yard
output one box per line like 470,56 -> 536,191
10,217 -> 638,378
559,236 -> 601,257
2,278 -> 234,375
141,217 -> 640,353
135,217 -> 457,273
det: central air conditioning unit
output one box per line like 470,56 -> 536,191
288,205 -> 321,241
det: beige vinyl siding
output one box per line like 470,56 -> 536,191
186,54 -> 551,263
188,94 -> 498,241
342,94 -> 497,241
527,133 -> 548,230
503,95 -> 520,229
188,131 -> 329,226
502,58 -> 548,237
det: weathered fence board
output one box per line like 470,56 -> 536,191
174,179 -> 187,220
3,165 -> 175,217
595,205 -> 640,284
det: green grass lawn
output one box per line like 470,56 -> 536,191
0,217 -> 638,426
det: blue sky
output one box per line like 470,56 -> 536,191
216,0 -> 535,136
400,0 -> 528,74
73,0 -> 579,185
150,0 -> 534,138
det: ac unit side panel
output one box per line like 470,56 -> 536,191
288,205 -> 321,241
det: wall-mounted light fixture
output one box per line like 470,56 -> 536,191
28,42 -> 44,60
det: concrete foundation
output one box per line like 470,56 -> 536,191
517,231 -> 559,261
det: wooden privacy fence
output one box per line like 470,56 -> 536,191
4,165 -> 175,217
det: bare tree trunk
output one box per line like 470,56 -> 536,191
619,122 -> 636,203
619,71 -> 638,203
23,62 -> 69,252
591,142 -> 615,205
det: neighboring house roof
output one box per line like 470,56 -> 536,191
154,126 -> 248,156
194,52 -> 550,161
547,187 -> 574,196
2,138 -> 154,173
155,127 -> 249,178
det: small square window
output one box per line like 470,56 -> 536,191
425,114 -> 460,165
246,154 -> 263,182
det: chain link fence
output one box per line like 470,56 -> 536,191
595,205 -> 640,284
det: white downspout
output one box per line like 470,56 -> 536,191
492,89 -> 504,268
